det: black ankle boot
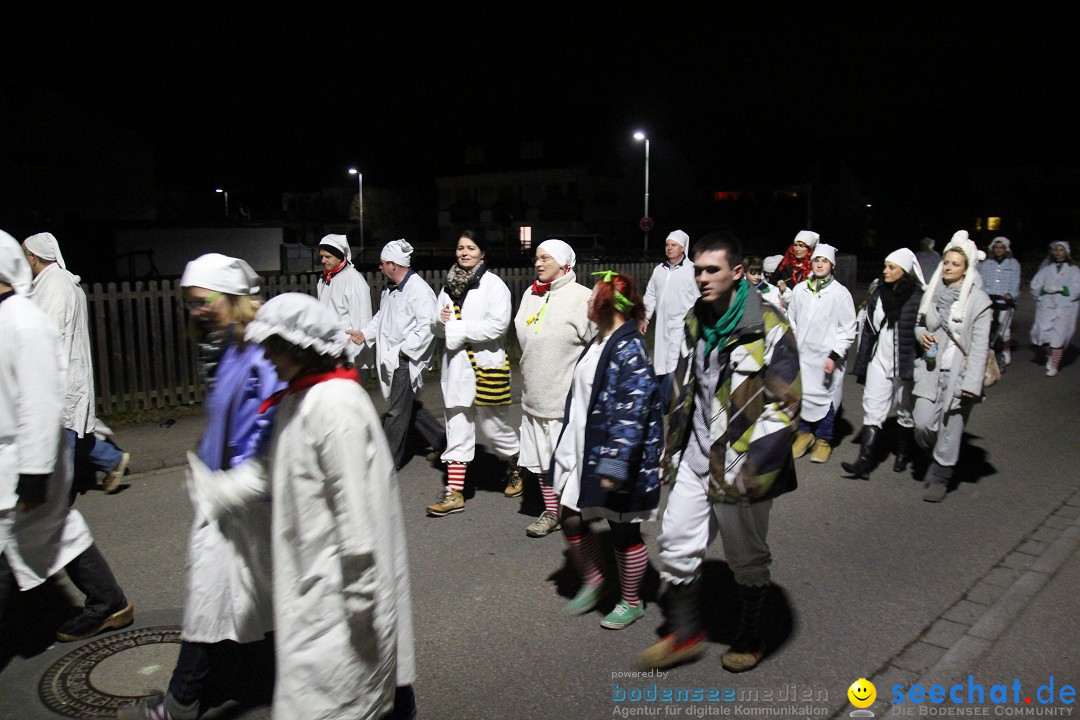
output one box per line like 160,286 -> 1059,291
922,462 -> 952,502
841,426 -> 880,480
892,425 -> 913,472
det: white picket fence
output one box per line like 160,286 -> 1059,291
83,262 -> 655,413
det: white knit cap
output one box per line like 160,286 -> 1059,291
0,229 -> 32,296
245,292 -> 348,358
762,255 -> 783,274
23,232 -> 68,270
885,247 -> 926,287
181,253 -> 261,295
812,243 -> 837,266
918,230 -> 987,322
380,239 -> 413,267
794,230 -> 820,249
319,234 -> 352,263
537,239 -> 576,270
1050,240 -> 1071,254
666,229 -> 690,253
988,236 -> 1010,251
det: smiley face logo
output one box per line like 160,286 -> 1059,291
848,678 -> 876,708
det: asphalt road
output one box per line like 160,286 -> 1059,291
1,293 -> 1078,719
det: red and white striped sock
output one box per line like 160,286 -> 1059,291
446,462 -> 467,493
615,542 -> 649,606
539,478 -> 559,514
566,531 -> 605,587
1050,347 -> 1064,370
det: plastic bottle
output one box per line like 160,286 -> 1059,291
926,340 -> 937,370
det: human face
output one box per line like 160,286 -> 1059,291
941,249 -> 968,286
534,249 -> 565,284
745,268 -> 763,286
260,343 -> 302,382
456,236 -> 484,269
319,249 -> 342,272
882,261 -> 905,284
183,287 -> 227,329
379,259 -> 400,282
991,242 -> 1006,259
665,239 -> 685,264
1052,244 -> 1068,262
693,249 -> 744,303
792,240 -> 811,260
22,248 -> 44,278
812,256 -> 833,278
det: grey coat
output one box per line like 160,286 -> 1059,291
913,285 -> 993,410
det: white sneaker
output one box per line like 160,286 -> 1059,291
1003,349 -> 1011,365
1047,366 -> 1059,377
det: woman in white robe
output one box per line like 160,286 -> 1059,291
1029,240 -> 1080,377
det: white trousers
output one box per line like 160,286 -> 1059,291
913,396 -> 972,467
441,405 -> 519,464
657,462 -> 773,587
517,413 -> 563,474
861,363 -> 914,429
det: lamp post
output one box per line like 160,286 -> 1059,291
215,188 -> 228,218
634,131 -> 650,258
348,168 -> 364,260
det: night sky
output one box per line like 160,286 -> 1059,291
9,9 -> 1080,207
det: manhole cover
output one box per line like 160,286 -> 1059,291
39,626 -> 181,718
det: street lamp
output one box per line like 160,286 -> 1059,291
215,188 -> 228,218
348,168 -> 364,260
633,131 -> 650,258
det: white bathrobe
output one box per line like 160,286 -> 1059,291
317,264 -> 373,365
643,259 -> 700,375
0,294 -> 92,590
787,277 -> 858,422
362,272 -> 438,400
29,263 -> 96,437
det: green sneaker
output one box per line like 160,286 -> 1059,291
565,583 -> 604,615
601,600 -> 645,629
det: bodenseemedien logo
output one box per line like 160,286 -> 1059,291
848,678 -> 877,717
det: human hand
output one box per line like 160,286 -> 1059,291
440,304 -> 452,323
348,331 -> 365,345
922,334 -> 937,350
777,280 -> 787,292
600,477 -> 621,492
823,357 -> 836,374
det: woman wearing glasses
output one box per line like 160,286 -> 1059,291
121,254 -> 283,719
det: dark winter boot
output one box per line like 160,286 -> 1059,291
922,462 -> 953,503
722,583 -> 769,673
892,425 -> 913,473
841,426 -> 880,480
636,580 -> 706,670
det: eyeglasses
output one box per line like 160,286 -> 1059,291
183,291 -> 222,311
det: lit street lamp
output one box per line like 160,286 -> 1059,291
348,168 -> 364,260
215,188 -> 228,218
633,131 -> 651,258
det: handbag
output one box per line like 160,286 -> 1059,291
452,302 -> 512,406
938,322 -> 1000,389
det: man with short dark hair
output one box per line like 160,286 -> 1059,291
638,229 -> 801,674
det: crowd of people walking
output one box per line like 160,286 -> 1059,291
1,222 -> 1076,719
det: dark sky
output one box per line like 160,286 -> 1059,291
10,8 -> 1080,200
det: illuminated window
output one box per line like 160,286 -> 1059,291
520,226 -> 532,251
987,217 -> 1001,231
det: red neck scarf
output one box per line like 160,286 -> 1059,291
258,366 -> 361,414
321,259 -> 349,285
531,279 -> 552,296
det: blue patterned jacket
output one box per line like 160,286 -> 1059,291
553,319 -> 663,515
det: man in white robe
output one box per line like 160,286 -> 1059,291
0,230 -> 132,643
316,234 -> 373,366
23,232 -> 131,494
643,230 -> 700,380
352,240 -> 445,470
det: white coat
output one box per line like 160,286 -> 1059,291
434,271 -> 512,409
188,379 -> 415,720
317,265 -> 373,365
643,259 -> 700,375
30,263 -> 96,437
362,272 -> 438,400
1030,262 -> 1080,349
0,294 -> 92,590
787,277 -> 858,422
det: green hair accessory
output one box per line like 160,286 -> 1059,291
591,270 -> 635,314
